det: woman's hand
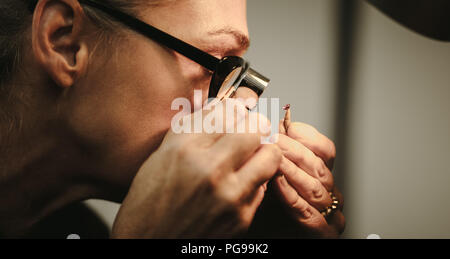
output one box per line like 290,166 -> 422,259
273,110 -> 345,238
111,99 -> 282,238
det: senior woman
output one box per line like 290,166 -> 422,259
0,0 -> 344,238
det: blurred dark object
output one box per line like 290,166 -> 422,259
368,0 -> 450,41
23,203 -> 109,239
246,180 -> 323,239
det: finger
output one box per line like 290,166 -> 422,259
211,132 -> 261,172
236,144 -> 282,198
274,174 -> 315,219
283,107 -> 291,132
279,156 -> 332,211
242,185 -> 266,226
274,175 -> 333,237
276,134 -> 334,191
211,112 -> 272,171
287,122 -> 336,169
279,120 -> 287,135
326,210 -> 346,235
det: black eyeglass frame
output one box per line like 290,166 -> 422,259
28,0 -> 270,100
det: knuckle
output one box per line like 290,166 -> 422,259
204,164 -> 234,190
309,178 -> 324,199
294,150 -> 306,164
175,143 -> 219,178
174,140 -> 193,161
266,144 -> 282,164
317,162 -> 334,187
290,196 -> 303,209
195,160 -> 213,177
291,197 -> 312,219
312,178 -> 323,192
215,185 -> 241,209
315,160 -> 326,177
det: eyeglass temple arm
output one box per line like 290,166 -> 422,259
28,0 -> 221,71
80,0 -> 221,71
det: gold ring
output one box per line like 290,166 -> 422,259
321,192 -> 339,217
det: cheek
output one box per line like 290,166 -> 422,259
66,35 -> 214,182
68,46 -> 208,167
174,53 -> 212,108
95,66 -> 183,152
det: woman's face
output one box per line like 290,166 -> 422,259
65,0 -> 249,188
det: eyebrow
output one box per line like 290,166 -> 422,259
205,28 -> 251,56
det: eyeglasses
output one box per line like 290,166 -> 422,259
29,0 -> 270,102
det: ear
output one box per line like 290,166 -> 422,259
32,0 -> 88,88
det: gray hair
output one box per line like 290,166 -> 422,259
0,0 -> 144,89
